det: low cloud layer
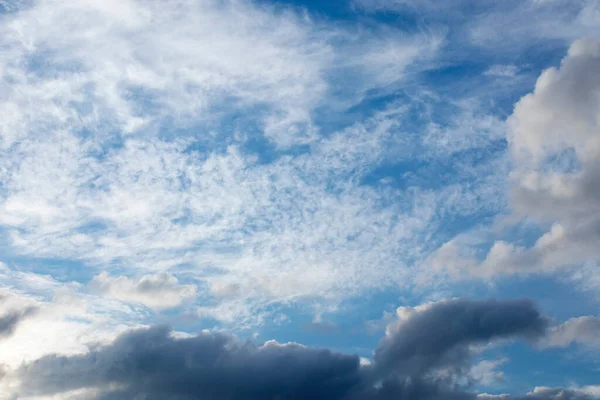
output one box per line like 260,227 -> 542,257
10,298 -> 574,400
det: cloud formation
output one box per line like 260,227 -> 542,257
0,0 -> 597,395
544,316 -> 600,348
9,298 -> 556,400
0,305 -> 35,339
423,38 -> 600,284
355,0 -> 600,52
0,0 -> 452,324
89,272 -> 197,310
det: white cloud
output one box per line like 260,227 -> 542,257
543,316 -> 600,348
478,394 -> 510,400
0,63 -> 510,325
421,38 -> 600,282
581,386 -> 600,397
0,265 -> 144,370
0,0 -> 596,394
0,0 -> 452,324
484,65 -> 520,78
89,272 -> 197,310
526,386 -> 599,399
469,358 -> 507,386
0,0 -> 328,147
468,1 -> 600,49
355,0 -> 600,55
0,0 -> 441,149
353,0 -> 470,13
489,38 -> 600,276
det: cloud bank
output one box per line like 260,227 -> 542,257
7,298 -> 564,400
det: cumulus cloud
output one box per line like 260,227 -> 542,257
484,38 -> 600,276
543,316 -> 600,348
6,298 -> 558,400
373,298 -> 548,379
89,272 -> 197,310
423,38 -> 600,282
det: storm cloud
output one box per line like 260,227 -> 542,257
13,298 -> 572,400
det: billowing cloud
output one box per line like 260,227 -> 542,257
89,272 -> 197,310
373,298 -> 548,379
7,298 -> 557,400
485,38 -> 600,276
424,38 -> 600,282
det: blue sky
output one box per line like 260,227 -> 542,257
0,0 -> 599,399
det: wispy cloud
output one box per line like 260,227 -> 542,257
0,0 -> 449,325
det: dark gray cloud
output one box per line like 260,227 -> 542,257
15,298 -> 590,400
21,326 -> 363,400
374,298 -> 548,379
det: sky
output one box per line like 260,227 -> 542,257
0,0 -> 599,398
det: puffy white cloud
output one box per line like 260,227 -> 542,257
509,38 -> 600,221
89,272 -> 197,310
422,38 -> 600,282
543,316 -> 600,348
486,38 -> 600,275
469,358 -> 507,386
